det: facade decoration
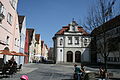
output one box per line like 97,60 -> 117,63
53,20 -> 91,63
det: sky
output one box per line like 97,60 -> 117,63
17,0 -> 96,48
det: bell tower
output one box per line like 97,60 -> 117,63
69,19 -> 78,32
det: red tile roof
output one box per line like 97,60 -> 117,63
56,26 -> 89,36
35,34 -> 40,44
26,28 -> 35,44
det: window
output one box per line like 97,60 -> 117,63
15,38 -> 17,46
0,2 -> 3,13
6,36 -> 9,45
60,39 -> 63,45
84,38 -> 88,46
68,37 -> 72,45
17,39 -> 19,46
9,0 -> 16,9
75,37 -> 79,45
60,49 -> 62,52
7,13 -> 13,25
0,2 -> 5,22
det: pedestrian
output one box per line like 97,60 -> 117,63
74,64 -> 82,80
99,66 -> 105,80
80,64 -> 85,77
20,75 -> 29,80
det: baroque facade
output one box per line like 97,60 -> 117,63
53,21 -> 91,63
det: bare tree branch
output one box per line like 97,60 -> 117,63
83,0 -> 118,32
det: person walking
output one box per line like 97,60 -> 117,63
80,64 -> 85,78
99,66 -> 106,80
74,64 -> 82,80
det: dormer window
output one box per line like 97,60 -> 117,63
72,26 -> 75,31
69,20 -> 78,32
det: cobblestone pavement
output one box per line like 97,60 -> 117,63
0,63 -> 73,80
0,63 -> 120,80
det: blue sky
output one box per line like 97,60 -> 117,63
17,0 -> 95,47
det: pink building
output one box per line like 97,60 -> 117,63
41,40 -> 48,60
0,0 -> 20,64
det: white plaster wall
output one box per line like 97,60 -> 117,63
57,36 -> 64,47
82,48 -> 90,62
56,48 -> 63,62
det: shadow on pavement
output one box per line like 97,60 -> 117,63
83,63 -> 120,69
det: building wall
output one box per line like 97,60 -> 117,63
48,47 -> 54,60
34,34 -> 41,62
96,26 -> 120,64
19,16 -> 26,65
12,13 -> 20,64
29,30 -> 36,62
53,21 -> 91,63
24,30 -> 29,64
0,0 -> 19,63
41,44 -> 48,59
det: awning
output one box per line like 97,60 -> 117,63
0,50 -> 28,56
0,50 -> 14,55
11,52 -> 28,56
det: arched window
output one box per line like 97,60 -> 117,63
75,51 -> 81,63
67,51 -> 73,62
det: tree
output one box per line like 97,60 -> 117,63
83,0 -> 118,32
84,0 -> 119,77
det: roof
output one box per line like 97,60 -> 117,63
35,34 -> 40,44
26,28 -> 35,44
18,16 -> 25,33
41,40 -> 44,48
56,26 -> 89,36
91,15 -> 120,36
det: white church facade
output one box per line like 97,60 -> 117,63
53,21 -> 91,63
